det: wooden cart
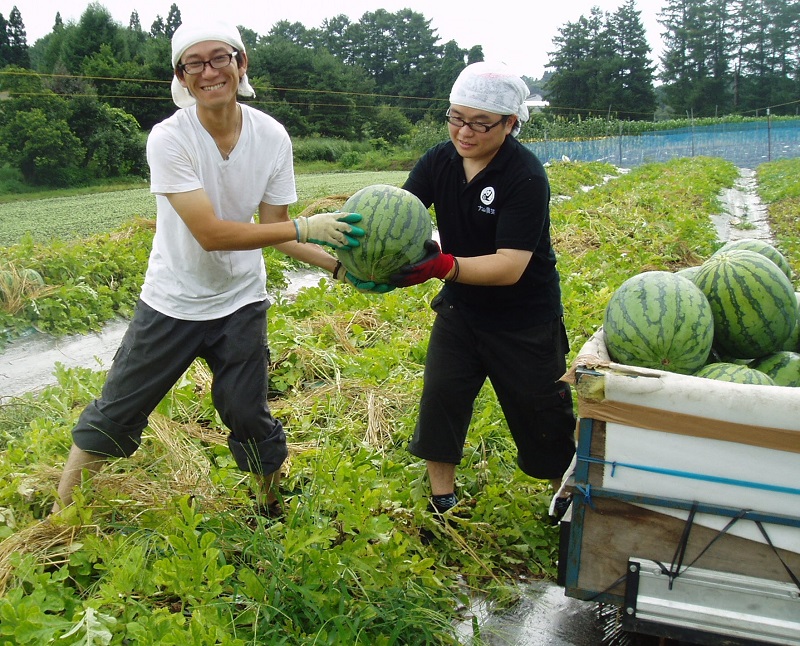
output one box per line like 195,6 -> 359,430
558,330 -> 800,645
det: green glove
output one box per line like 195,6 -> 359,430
295,212 -> 364,249
333,261 -> 395,294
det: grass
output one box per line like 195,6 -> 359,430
1,157 -> 797,644
756,158 -> 800,279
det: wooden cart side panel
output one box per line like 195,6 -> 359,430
571,496 -> 800,599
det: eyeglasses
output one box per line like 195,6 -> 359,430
178,51 -> 238,75
445,110 -> 508,133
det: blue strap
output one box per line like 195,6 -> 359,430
580,455 -> 800,497
575,483 -> 595,510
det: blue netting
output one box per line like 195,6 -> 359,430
524,119 -> 800,168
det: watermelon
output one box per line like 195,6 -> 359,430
336,185 -> 432,283
714,238 -> 792,280
675,265 -> 701,284
781,292 -> 800,352
750,351 -> 800,387
694,249 -> 797,359
695,362 -> 776,385
603,271 -> 714,374
21,268 -> 44,286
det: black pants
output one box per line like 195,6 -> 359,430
72,299 -> 287,476
408,294 -> 576,480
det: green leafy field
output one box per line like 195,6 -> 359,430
0,158 -> 797,644
0,171 -> 411,248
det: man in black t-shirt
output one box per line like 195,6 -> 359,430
389,62 -> 576,522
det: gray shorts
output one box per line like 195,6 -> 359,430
72,299 -> 287,476
408,294 -> 576,480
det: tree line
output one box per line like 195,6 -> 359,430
549,0 -> 800,119
1,0 -> 798,187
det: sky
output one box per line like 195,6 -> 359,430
6,0 -> 667,80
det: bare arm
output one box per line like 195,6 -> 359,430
166,189 -> 297,251
450,249 -> 532,286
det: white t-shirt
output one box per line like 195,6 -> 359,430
143,104 -> 297,320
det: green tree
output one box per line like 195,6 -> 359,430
165,4 -> 181,39
150,16 -> 166,38
0,13 -> 9,66
318,15 -> 354,62
268,20 -> 319,48
51,3 -> 126,73
605,0 -> 657,118
369,104 -> 412,143
129,10 -> 141,32
659,0 -> 734,116
7,108 -> 84,185
0,69 -> 83,186
545,8 -> 616,118
77,101 -> 146,177
350,9 -> 444,116
2,6 -> 30,68
734,0 -> 800,114
0,65 -> 146,185
248,38 -> 375,138
81,42 -> 173,130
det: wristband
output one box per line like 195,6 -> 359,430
444,257 -> 460,283
333,260 -> 344,280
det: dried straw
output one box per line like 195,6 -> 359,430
0,520 -> 82,596
297,195 -> 350,217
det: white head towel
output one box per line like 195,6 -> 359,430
170,21 -> 256,108
449,62 -> 530,137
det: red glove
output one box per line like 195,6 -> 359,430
389,240 -> 455,287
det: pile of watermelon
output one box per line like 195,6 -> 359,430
602,238 -> 800,387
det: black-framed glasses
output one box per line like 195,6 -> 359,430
445,109 -> 508,133
178,51 -> 238,75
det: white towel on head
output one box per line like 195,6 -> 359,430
449,62 -> 530,137
170,21 -> 255,108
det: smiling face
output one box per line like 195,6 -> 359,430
447,104 -> 516,167
176,40 -> 245,110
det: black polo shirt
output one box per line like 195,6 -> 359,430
403,136 -> 563,329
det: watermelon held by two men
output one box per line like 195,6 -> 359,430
693,249 -> 797,359
336,185 -> 433,283
694,362 -> 776,386
603,271 -> 714,375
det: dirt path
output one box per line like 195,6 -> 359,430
0,269 -> 324,401
710,167 -> 773,243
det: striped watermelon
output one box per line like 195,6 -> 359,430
714,238 -> 792,280
782,292 -> 800,352
750,351 -> 800,387
695,362 -> 776,385
336,185 -> 432,283
675,265 -> 701,284
603,271 -> 713,374
694,249 -> 797,359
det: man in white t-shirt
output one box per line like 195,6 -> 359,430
53,21 -> 373,517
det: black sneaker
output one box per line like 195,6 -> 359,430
549,495 -> 572,526
419,495 -> 459,545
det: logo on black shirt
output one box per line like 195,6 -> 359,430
480,187 -> 496,205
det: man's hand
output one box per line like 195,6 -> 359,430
389,240 -> 455,287
295,212 -> 364,249
334,261 -> 395,293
